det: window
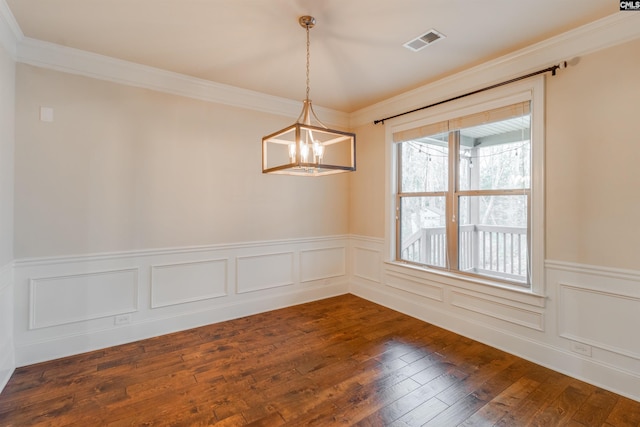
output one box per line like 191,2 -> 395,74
390,81 -> 543,290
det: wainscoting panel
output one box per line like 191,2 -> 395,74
558,283 -> 640,360
236,252 -> 294,293
352,245 -> 382,283
300,247 -> 346,283
29,268 -> 139,329
385,271 -> 444,302
451,289 -> 544,331
12,236 -> 349,366
151,259 -> 228,308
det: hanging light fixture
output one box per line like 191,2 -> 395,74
262,16 -> 356,176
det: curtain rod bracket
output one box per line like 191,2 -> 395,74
374,62 -> 567,125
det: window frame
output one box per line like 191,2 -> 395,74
386,77 -> 545,296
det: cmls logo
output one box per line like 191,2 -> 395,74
620,1 -> 640,10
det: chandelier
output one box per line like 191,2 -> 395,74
262,16 -> 356,176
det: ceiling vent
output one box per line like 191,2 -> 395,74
403,29 -> 446,52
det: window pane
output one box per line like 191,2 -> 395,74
459,115 -> 530,191
458,195 -> 529,283
400,133 -> 448,193
399,196 -> 447,267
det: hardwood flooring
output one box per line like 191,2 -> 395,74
1,294 -> 639,426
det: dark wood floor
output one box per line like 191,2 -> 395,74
1,294 -> 639,426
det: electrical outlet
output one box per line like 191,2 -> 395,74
570,341 -> 592,357
114,314 -> 132,326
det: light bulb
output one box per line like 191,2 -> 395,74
300,142 -> 309,163
313,142 -> 324,163
289,143 -> 296,163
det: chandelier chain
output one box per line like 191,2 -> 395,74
305,24 -> 311,101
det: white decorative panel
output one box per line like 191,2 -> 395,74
559,284 -> 640,359
236,252 -> 294,293
353,246 -> 381,283
151,259 -> 228,308
385,272 -> 444,302
300,247 -> 346,283
451,290 -> 544,331
29,268 -> 138,329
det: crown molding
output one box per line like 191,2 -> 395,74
0,0 -> 22,58
6,6 -> 639,130
350,12 -> 640,128
15,37 -> 350,128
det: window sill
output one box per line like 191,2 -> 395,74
383,260 -> 546,308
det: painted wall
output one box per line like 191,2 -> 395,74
350,38 -> 640,270
0,41 -> 14,266
348,37 -> 640,401
14,64 -> 350,259
0,41 -> 15,391
546,38 -> 640,270
11,64 -> 352,365
349,122 -> 385,238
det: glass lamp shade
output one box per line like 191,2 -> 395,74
262,122 -> 356,176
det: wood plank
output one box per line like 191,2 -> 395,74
604,395 -> 640,427
571,388 -> 619,426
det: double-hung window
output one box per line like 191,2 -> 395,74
391,80 -> 544,290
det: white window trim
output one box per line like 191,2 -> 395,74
385,76 -> 545,297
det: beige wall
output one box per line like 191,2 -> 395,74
349,121 -> 385,238
546,38 -> 640,270
14,65 -> 349,258
11,38 -> 640,268
0,43 -> 15,266
349,38 -> 640,271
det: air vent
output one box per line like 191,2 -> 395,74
403,29 -> 446,52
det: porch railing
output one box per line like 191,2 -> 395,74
401,224 -> 527,282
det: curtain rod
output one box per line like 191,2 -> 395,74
373,61 -> 567,125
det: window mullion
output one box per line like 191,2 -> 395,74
456,189 -> 531,197
447,131 -> 459,271
396,144 -> 402,261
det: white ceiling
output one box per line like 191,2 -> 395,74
6,0 -> 616,112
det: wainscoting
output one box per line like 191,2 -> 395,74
0,262 -> 14,392
12,236 -> 350,366
6,234 -> 640,403
348,235 -> 640,402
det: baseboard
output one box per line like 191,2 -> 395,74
350,280 -> 640,402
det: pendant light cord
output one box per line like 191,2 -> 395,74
305,23 -> 311,102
